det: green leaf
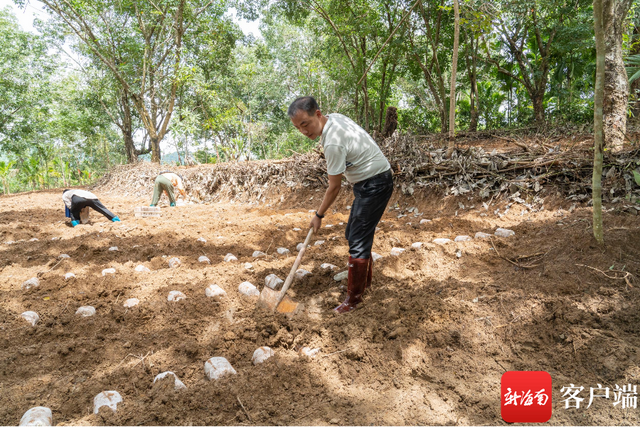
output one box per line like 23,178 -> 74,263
629,69 -> 640,84
633,170 -> 640,186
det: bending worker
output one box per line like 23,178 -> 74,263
62,189 -> 120,227
288,96 -> 393,314
150,171 -> 186,207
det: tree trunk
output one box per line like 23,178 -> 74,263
59,159 -> 67,187
362,84 -> 370,132
532,93 -> 545,126
383,106 -> 398,137
215,133 -> 223,163
120,91 -> 137,163
124,132 -> 136,163
469,67 -> 478,130
438,77 -> 448,133
175,140 -> 183,165
354,89 -> 359,124
378,60 -> 388,132
629,25 -> 640,124
439,109 -> 448,133
469,92 -> 478,131
151,137 -> 161,163
567,63 -> 573,104
446,0 -> 460,158
508,86 -> 512,126
593,0 -> 605,244
184,135 -> 190,164
602,0 -> 633,152
470,36 -> 479,131
360,37 -> 370,132
463,32 -> 479,132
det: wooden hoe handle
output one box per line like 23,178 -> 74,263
273,228 -> 314,312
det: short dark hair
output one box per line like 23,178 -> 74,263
287,96 -> 319,118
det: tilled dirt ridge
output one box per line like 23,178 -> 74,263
1,160 -> 640,425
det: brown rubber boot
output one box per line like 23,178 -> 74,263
334,257 -> 368,314
365,257 -> 373,292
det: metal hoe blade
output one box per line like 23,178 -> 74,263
256,228 -> 314,314
257,287 -> 302,314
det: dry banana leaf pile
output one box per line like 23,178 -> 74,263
93,155 -> 326,203
382,133 -> 640,213
93,133 -> 640,213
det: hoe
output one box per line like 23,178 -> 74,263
257,228 -> 314,314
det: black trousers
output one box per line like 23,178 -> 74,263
345,169 -> 394,259
70,195 -> 116,222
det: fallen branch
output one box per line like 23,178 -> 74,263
575,264 -> 636,288
490,238 -> 542,269
237,396 -> 252,422
116,351 -> 151,369
494,135 -> 532,153
37,259 -> 65,277
513,252 -> 546,261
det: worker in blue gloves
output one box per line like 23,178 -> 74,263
62,189 -> 120,226
150,171 -> 186,207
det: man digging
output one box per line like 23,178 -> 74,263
288,96 -> 394,313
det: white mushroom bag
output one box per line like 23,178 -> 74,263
80,206 -> 90,224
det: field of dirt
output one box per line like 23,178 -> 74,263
1,168 -> 640,425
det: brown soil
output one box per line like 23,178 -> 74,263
1,172 -> 640,425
